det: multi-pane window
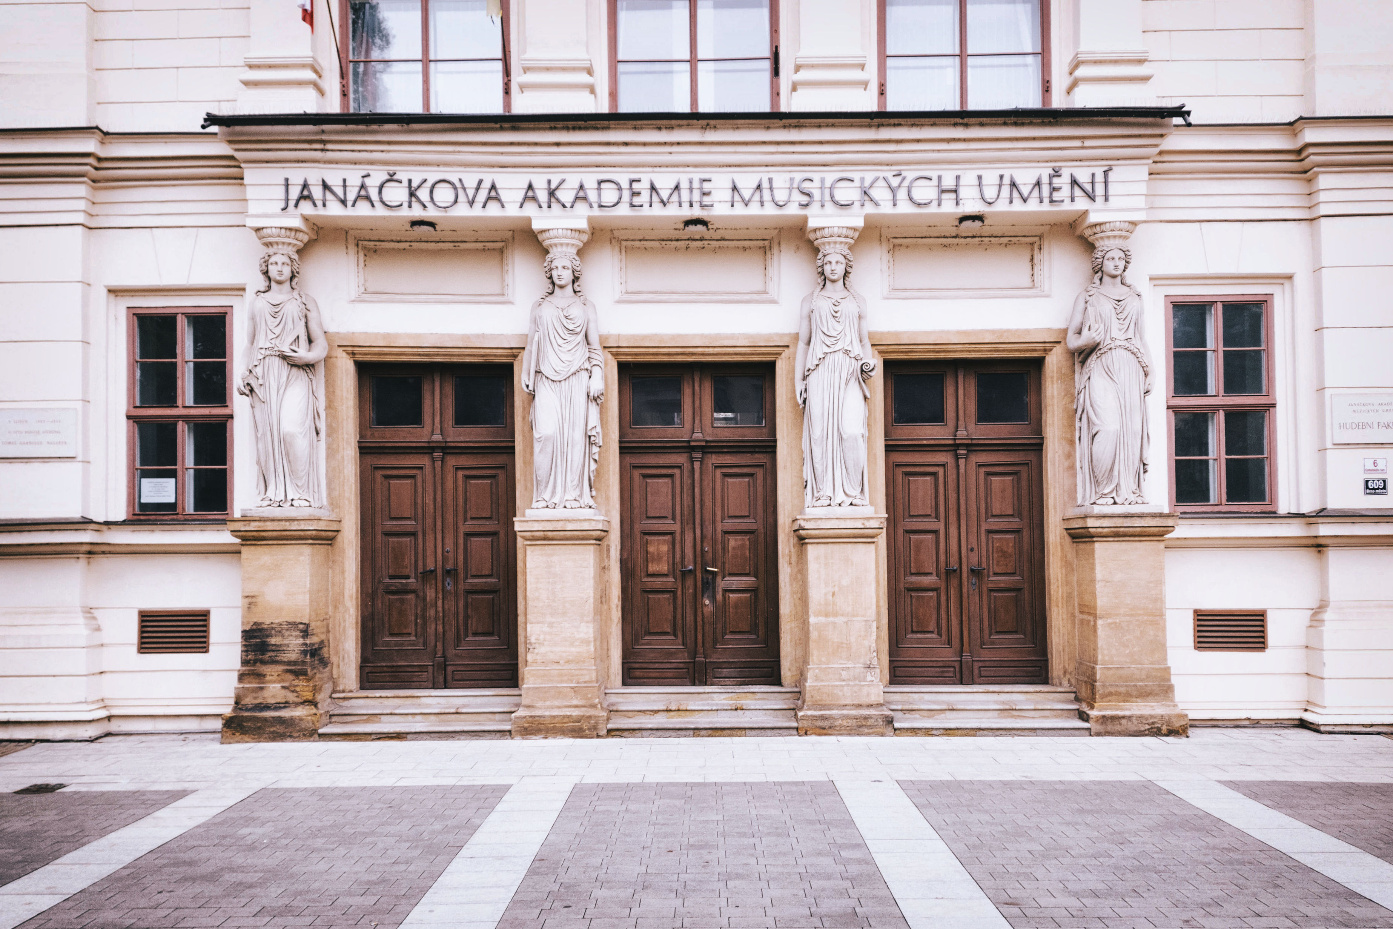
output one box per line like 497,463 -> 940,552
345,0 -> 509,113
880,0 -> 1047,110
1166,297 -> 1276,512
612,0 -> 777,112
128,309 -> 232,518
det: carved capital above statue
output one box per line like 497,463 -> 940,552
806,223 -> 861,252
254,225 -> 313,256
1077,219 -> 1136,251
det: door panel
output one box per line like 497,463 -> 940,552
361,454 -> 436,688
441,454 -> 517,687
704,452 -> 780,684
887,451 -> 959,683
621,454 -> 695,683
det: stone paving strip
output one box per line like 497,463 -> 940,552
15,784 -> 507,929
0,787 -> 258,929
901,778 -> 1393,929
398,776 -> 577,929
1223,780 -> 1393,864
834,778 -> 1008,929
1158,778 -> 1393,914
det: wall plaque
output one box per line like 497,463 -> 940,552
1331,393 -> 1393,444
0,408 -> 78,458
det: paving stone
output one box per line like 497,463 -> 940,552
1223,781 -> 1393,864
899,779 -> 1393,929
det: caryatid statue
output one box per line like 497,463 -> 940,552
238,227 -> 327,509
796,226 -> 876,509
521,228 -> 604,511
1067,227 -> 1151,506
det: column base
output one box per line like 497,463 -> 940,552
221,710 -> 322,743
796,707 -> 893,737
511,707 -> 608,739
1082,705 -> 1188,737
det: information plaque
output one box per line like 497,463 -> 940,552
0,408 -> 79,458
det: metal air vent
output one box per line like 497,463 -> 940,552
1194,610 -> 1267,652
138,611 -> 210,654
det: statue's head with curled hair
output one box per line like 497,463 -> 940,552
543,251 -> 583,297
257,249 -> 301,294
1090,244 -> 1133,288
815,243 -> 854,290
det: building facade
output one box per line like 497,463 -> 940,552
2,0 -> 1392,740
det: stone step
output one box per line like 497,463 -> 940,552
319,689 -> 520,738
885,685 -> 1089,732
604,687 -> 799,733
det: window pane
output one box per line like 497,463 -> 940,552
187,421 -> 227,467
1224,410 -> 1267,457
618,0 -> 689,60
966,54 -> 1040,108
1172,304 -> 1213,349
886,0 -> 957,56
350,0 -> 421,59
1225,458 -> 1268,504
697,0 -> 768,59
1172,351 -> 1214,396
431,60 -> 504,113
371,375 -> 423,427
1175,459 -> 1217,505
454,375 -> 508,427
1222,350 -> 1265,395
1222,303 -> 1265,348
137,316 -> 177,359
976,372 -> 1029,423
351,61 -> 423,113
138,421 -> 178,467
618,61 -> 691,111
697,59 -> 769,112
966,0 -> 1040,53
1173,411 -> 1215,458
186,316 -> 225,360
137,470 -> 179,513
712,375 -> 764,426
893,373 -> 946,424
430,0 -> 500,59
188,468 -> 228,513
188,361 -> 226,406
885,56 -> 960,110
631,376 -> 682,427
137,361 -> 177,407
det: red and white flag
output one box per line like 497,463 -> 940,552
298,0 -> 313,30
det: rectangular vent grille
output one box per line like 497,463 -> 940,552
1194,610 -> 1267,652
138,611 -> 210,654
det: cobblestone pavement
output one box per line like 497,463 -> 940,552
0,730 -> 1391,929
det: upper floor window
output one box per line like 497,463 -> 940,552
611,0 -> 778,112
879,0 -> 1047,110
345,0 -> 510,113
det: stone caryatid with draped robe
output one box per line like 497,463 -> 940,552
521,244 -> 603,510
238,236 -> 327,509
1068,242 -> 1151,506
796,228 -> 876,509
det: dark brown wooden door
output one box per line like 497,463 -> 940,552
620,366 -> 779,686
359,365 -> 518,689
885,362 -> 1047,684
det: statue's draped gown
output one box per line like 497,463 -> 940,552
244,290 -> 321,506
523,295 -> 601,508
1075,283 -> 1149,504
802,291 -> 869,506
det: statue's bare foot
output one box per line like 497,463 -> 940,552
562,500 -> 583,509
850,496 -> 868,506
813,496 -> 832,507
289,497 -> 312,507
1095,495 -> 1116,505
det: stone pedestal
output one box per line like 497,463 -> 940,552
1064,513 -> 1188,736
222,516 -> 340,742
512,515 -> 609,738
793,510 -> 892,736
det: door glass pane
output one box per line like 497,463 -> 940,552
188,468 -> 228,513
966,54 -> 1041,108
454,374 -> 508,426
1224,410 -> 1266,457
1225,458 -> 1268,503
975,372 -> 1029,423
351,61 -> 423,113
1222,349 -> 1265,395
137,315 -> 177,359
892,372 -> 946,424
186,316 -> 225,359
631,376 -> 682,427
137,362 -> 177,407
966,0 -> 1040,53
1222,303 -> 1265,348
886,0 -> 958,55
617,0 -> 689,59
698,59 -> 769,111
188,361 -> 226,406
1175,459 -> 1217,505
137,421 -> 177,467
712,375 -> 764,426
885,57 -> 959,110
431,60 -> 504,113
696,0 -> 768,58
1172,352 -> 1215,396
618,61 -> 691,111
1173,411 -> 1215,458
430,0 -> 500,59
370,375 -> 423,427
350,0 -> 422,59
186,421 -> 227,467
1172,304 -> 1213,348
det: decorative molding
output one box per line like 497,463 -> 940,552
882,233 -> 1045,299
351,234 -> 512,304
613,231 -> 779,303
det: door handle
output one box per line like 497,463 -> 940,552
418,567 -> 436,576
703,566 -> 719,574
679,565 -> 694,573
701,567 -> 716,604
969,564 -> 984,592
969,565 -> 985,572
944,565 -> 959,573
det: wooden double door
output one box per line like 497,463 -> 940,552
358,365 -> 518,689
619,365 -> 780,686
885,362 -> 1048,685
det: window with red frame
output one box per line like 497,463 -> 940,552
128,309 -> 232,518
1167,296 -> 1276,512
878,0 -> 1049,110
343,0 -> 510,113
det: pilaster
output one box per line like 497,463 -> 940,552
788,0 -> 874,111
236,0 -> 326,114
1303,535 -> 1393,731
1065,0 -> 1153,106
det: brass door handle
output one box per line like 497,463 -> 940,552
703,566 -> 719,574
